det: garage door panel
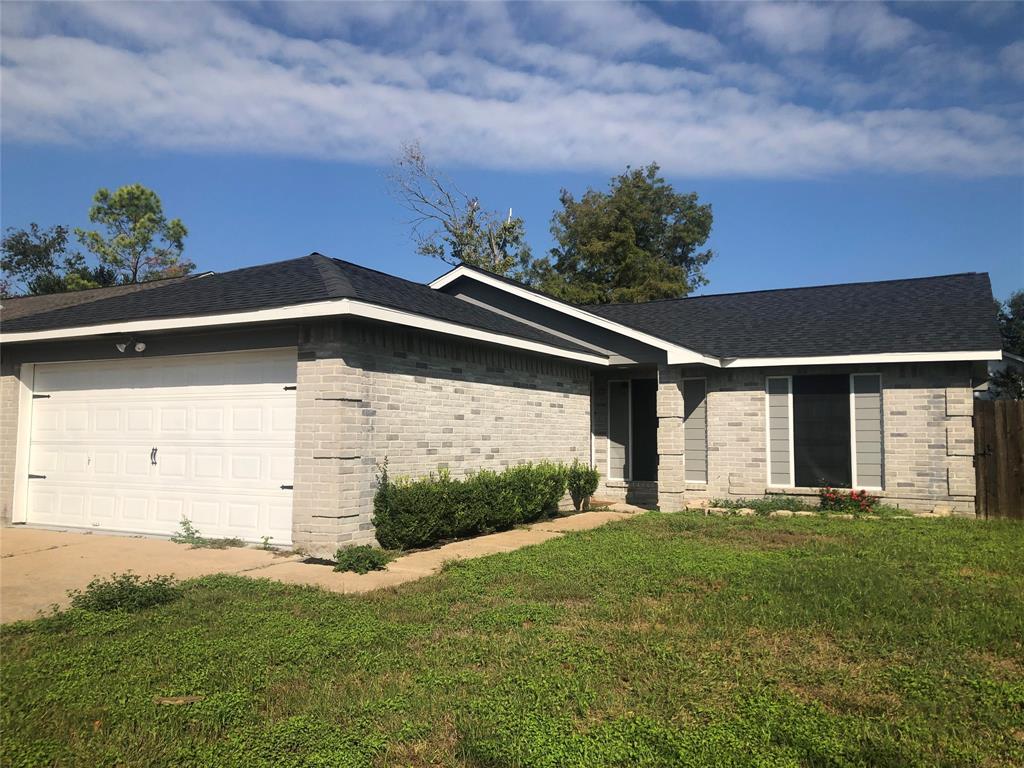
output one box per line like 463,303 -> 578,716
155,450 -> 188,479
26,350 -> 296,544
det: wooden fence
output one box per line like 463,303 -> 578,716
974,399 -> 1024,519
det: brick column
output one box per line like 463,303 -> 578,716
656,364 -> 686,511
292,323 -> 378,557
944,387 -> 975,506
0,369 -> 20,525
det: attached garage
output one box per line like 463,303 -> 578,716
20,349 -> 296,544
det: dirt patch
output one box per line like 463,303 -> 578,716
710,628 -> 902,714
969,651 -> 1024,680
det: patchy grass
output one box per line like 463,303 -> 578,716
3,515 -> 1023,767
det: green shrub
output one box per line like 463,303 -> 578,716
819,486 -> 879,513
67,572 -> 181,613
333,545 -> 395,574
566,459 -> 600,511
373,459 -> 569,550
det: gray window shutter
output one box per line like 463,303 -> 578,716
851,374 -> 883,488
683,379 -> 707,483
767,377 -> 792,486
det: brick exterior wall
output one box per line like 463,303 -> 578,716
293,319 -> 592,556
655,361 -> 977,513
0,370 -> 20,525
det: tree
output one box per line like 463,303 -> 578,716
1,224 -> 116,297
389,142 -> 530,275
527,164 -> 713,305
76,183 -> 192,284
991,290 -> 1024,400
996,290 -> 1024,356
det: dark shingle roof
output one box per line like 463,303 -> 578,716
585,272 -> 1002,358
1,254 -> 597,356
1,276 -> 192,321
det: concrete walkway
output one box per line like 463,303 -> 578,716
0,505 -> 642,622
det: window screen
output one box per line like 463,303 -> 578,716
792,374 -> 851,488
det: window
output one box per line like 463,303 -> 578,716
683,378 -> 707,483
793,374 -> 851,487
766,374 -> 882,490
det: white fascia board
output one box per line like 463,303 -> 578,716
0,298 -> 609,366
430,265 -> 721,367
344,300 -> 609,365
721,350 -> 1002,368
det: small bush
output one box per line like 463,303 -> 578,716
373,459 -> 569,550
68,572 -> 181,613
333,545 -> 395,574
566,459 -> 600,511
819,486 -> 879,513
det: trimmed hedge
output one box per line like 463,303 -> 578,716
373,460 -> 570,550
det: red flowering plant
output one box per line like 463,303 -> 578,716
818,486 -> 878,513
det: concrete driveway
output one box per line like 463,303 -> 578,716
1,507 -> 644,623
0,527 -> 298,623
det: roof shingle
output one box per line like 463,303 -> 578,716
1,254 -> 597,355
585,272 -> 1002,358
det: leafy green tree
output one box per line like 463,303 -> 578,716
76,184 -> 192,284
1,224 -> 116,297
390,142 -> 531,275
996,290 -> 1024,356
526,164 -> 713,304
991,290 -> 1024,400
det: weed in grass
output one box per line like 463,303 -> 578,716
333,545 -> 397,574
170,517 -> 247,549
710,495 -> 818,513
67,572 -> 181,613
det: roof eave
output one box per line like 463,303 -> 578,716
0,298 -> 610,367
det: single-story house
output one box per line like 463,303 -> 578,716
0,254 -> 1003,555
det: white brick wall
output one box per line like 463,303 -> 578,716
292,320 -> 592,556
0,371 -> 19,525
657,361 -> 977,514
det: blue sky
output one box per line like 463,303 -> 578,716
2,1 -> 1022,299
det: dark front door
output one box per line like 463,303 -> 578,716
793,374 -> 851,488
631,379 -> 658,482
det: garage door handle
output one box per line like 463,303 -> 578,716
280,484 -> 293,490
28,473 -> 46,479
150,447 -> 158,465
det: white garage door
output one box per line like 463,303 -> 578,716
25,349 -> 296,545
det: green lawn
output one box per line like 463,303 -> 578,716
3,514 -> 1023,767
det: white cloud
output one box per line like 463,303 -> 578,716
1,1 -> 1021,178
1000,41 -> 1024,81
728,1 -> 918,55
739,3 -> 834,54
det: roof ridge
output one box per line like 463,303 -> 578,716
590,272 -> 988,308
319,252 -> 437,290
307,252 -> 355,298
